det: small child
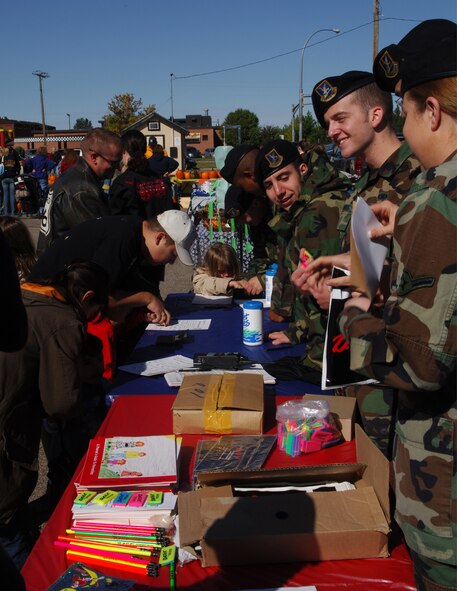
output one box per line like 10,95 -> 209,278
193,242 -> 248,296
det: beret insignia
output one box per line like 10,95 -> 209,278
265,149 -> 283,169
379,49 -> 399,79
315,80 -> 338,102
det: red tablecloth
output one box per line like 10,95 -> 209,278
22,395 -> 416,591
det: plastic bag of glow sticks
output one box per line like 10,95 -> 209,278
276,399 -> 342,457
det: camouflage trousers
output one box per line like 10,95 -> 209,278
411,550 -> 457,591
344,384 -> 396,459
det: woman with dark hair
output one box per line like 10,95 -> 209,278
109,130 -> 178,218
0,260 -> 110,569
0,216 -> 36,282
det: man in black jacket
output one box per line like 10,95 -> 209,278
37,128 -> 122,255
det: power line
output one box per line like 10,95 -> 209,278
173,17 -> 422,81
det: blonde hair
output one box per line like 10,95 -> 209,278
408,77 -> 457,119
203,242 -> 240,278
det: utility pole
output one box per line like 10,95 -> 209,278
32,71 -> 50,148
373,0 -> 380,61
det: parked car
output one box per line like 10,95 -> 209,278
186,146 -> 202,159
204,148 -> 215,158
325,144 -> 365,179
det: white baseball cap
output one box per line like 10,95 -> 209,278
157,210 -> 196,266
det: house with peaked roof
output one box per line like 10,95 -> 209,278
122,112 -> 188,169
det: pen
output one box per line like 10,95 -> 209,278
169,558 -> 176,591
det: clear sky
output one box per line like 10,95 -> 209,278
2,0 -> 456,131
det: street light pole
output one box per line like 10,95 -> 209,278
298,28 -> 339,141
66,113 -> 71,129
170,73 -> 175,123
32,70 -> 50,148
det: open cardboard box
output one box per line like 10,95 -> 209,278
302,393 -> 356,441
172,373 -> 263,435
178,425 -> 390,566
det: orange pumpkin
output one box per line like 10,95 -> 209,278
209,169 -> 218,179
184,170 -> 191,179
200,171 -> 210,180
175,169 -> 184,180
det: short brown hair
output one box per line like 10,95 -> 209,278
352,82 -> 394,126
408,77 -> 457,119
81,128 -> 122,156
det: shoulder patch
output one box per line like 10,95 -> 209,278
397,270 -> 435,296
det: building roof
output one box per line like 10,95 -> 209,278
122,111 -> 188,134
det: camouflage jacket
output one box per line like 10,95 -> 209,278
269,161 -> 348,359
338,142 -> 422,251
339,150 -> 457,565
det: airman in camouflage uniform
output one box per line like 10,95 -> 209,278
341,142 -> 422,457
339,151 -> 457,591
340,19 -> 457,590
256,140 -> 347,371
311,70 -> 421,457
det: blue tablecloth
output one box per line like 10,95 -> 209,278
107,293 -> 328,402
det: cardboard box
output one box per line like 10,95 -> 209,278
172,373 -> 264,435
179,425 -> 390,566
302,394 -> 356,441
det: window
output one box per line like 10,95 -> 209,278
148,121 -> 160,131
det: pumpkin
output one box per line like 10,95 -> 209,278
209,169 -> 218,179
175,169 -> 185,180
184,170 -> 191,179
200,171 -> 210,180
48,173 -> 57,185
190,169 -> 199,179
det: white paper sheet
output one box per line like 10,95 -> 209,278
118,355 -> 194,376
351,197 -> 390,298
146,319 -> 212,331
164,364 -> 276,387
192,294 -> 233,306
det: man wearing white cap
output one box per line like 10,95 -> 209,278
29,211 -> 197,324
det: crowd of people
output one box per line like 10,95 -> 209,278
0,18 -> 455,591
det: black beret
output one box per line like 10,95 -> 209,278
224,185 -> 254,218
219,144 -> 257,184
255,139 -> 300,185
374,19 -> 457,93
312,71 -> 374,127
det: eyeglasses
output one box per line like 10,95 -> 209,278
91,150 -> 121,168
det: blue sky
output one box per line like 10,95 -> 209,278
2,1 -> 456,131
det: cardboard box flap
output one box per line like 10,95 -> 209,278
172,375 -> 222,411
356,424 -> 390,522
178,485 -> 233,546
197,462 -> 365,488
218,373 -> 263,411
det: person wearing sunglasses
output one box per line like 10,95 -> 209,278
37,128 -> 122,256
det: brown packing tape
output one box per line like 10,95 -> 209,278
203,374 -> 233,433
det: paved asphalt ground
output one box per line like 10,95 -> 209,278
22,211 -> 194,526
